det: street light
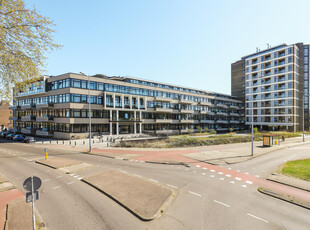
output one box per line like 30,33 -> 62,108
251,78 -> 254,156
302,94 -> 310,142
80,72 -> 92,152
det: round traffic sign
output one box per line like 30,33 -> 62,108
23,176 -> 42,191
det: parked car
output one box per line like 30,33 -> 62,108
23,136 -> 36,143
0,132 -> 7,138
13,134 -> 25,141
6,134 -> 14,140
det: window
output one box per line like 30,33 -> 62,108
274,69 -> 278,74
288,47 -> 292,54
274,60 -> 278,66
288,73 -> 293,80
274,85 -> 278,90
288,56 -> 292,63
288,65 -> 292,71
73,94 -> 81,103
81,81 -> 87,89
288,99 -> 292,106
288,82 -> 292,89
288,91 -> 293,97
261,56 -> 264,61
98,83 -> 104,90
90,82 -> 96,90
73,79 -> 81,88
274,52 -> 278,58
261,64 -> 264,69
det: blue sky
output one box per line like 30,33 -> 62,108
26,0 -> 309,95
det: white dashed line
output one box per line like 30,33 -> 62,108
236,170 -> 240,172
119,170 -> 127,174
43,179 -> 50,182
134,174 -> 142,178
214,200 -> 230,207
188,191 -> 202,197
219,178 -> 224,180
210,169 -> 215,172
245,181 -> 253,184
185,168 -> 189,171
74,175 -> 79,178
245,172 -> 249,174
255,175 -> 260,178
149,179 -> 159,183
218,172 -> 223,175
247,213 -> 269,223
167,184 -> 178,189
78,177 -> 83,180
70,174 -> 75,176
56,175 -> 63,178
225,174 -> 231,177
140,161 -> 144,163
67,181 -> 75,185
235,177 -> 242,181
210,175 -> 215,178
241,185 -> 247,188
53,186 -> 61,190
229,181 -> 235,184
196,165 -> 201,168
203,167 -> 207,170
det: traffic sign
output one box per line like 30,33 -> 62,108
23,176 -> 42,192
26,191 -> 39,203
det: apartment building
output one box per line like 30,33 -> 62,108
231,43 -> 310,132
0,100 -> 13,131
10,73 -> 244,139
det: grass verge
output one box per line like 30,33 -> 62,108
278,158 -> 310,181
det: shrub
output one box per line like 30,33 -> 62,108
204,127 -> 209,133
253,127 -> 258,133
188,129 -> 194,134
210,129 -> 217,134
197,126 -> 203,133
228,128 -> 233,133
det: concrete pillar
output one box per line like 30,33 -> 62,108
113,93 -> 115,108
116,110 -> 119,135
109,110 -> 112,135
134,111 -> 137,134
144,97 -> 147,109
104,92 -> 106,108
139,111 -> 142,134
137,96 -> 140,109
122,94 -> 124,109
130,95 -> 132,109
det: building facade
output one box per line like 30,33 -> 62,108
0,100 -> 13,131
10,73 -> 244,139
232,43 -> 310,132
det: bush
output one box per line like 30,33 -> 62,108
210,129 -> 217,134
197,126 -> 203,133
188,129 -> 194,134
228,128 -> 233,133
204,127 -> 209,133
253,127 -> 258,133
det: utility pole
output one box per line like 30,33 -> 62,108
251,78 -> 254,156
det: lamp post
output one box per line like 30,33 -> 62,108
80,72 -> 92,152
251,79 -> 254,156
302,94 -> 310,142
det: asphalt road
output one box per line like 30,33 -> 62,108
0,139 -> 309,230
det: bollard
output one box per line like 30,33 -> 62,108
57,140 -> 58,144
70,141 -> 71,145
75,141 -> 76,146
63,141 -> 64,144
44,148 -> 48,159
83,141 -> 85,145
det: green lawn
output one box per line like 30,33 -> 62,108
278,159 -> 310,181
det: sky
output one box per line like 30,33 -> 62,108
25,0 -> 309,95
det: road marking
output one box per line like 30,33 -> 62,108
235,177 -> 242,181
219,178 -> 224,180
135,160 -> 139,162
245,172 -> 249,174
203,167 -> 207,170
167,184 -> 178,189
74,175 -> 79,178
16,176 -> 23,180
53,186 -> 61,190
241,185 -> 247,188
129,159 -> 133,161
134,174 -> 142,178
70,174 -> 75,176
225,174 -> 231,177
78,177 -> 83,180
228,168 -> 231,170
247,213 -> 269,223
236,170 -> 240,172
202,173 -> 206,175
255,175 -> 260,178
245,181 -> 253,184
185,168 -> 189,171
119,170 -> 127,174
214,200 -> 230,207
192,171 -> 196,173
229,181 -> 235,184
56,175 -> 63,178
218,172 -> 223,175
210,169 -> 215,172
140,161 -> 144,163
188,191 -> 202,197
42,179 -> 50,182
196,165 -> 201,168
67,181 -> 75,185
210,175 -> 215,178
149,179 -> 158,183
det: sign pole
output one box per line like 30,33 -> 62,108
31,177 -> 36,230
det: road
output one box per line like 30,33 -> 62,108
0,139 -> 309,230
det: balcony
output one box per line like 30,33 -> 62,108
279,69 -> 285,73
36,103 -> 54,109
230,112 -> 240,116
179,109 -> 195,114
36,130 -> 53,136
154,119 -> 173,123
216,112 -> 228,116
21,128 -> 32,134
199,101 -> 212,106
9,105 -> 20,110
21,116 -> 34,122
216,103 -> 228,108
199,120 -> 214,124
179,99 -> 194,105
154,97 -> 173,103
199,110 -> 207,114
36,116 -> 54,122
216,120 -> 229,124
9,117 -> 17,121
229,120 -> 240,124
229,105 -> 240,109
279,61 -> 285,65
154,107 -> 173,113
279,52 -> 285,57
21,104 -> 34,109
179,119 -> 195,123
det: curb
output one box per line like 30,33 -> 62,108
267,177 -> 310,193
258,187 -> 310,210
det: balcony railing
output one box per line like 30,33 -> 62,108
36,116 -> 54,122
36,103 -> 54,109
21,116 -> 35,122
